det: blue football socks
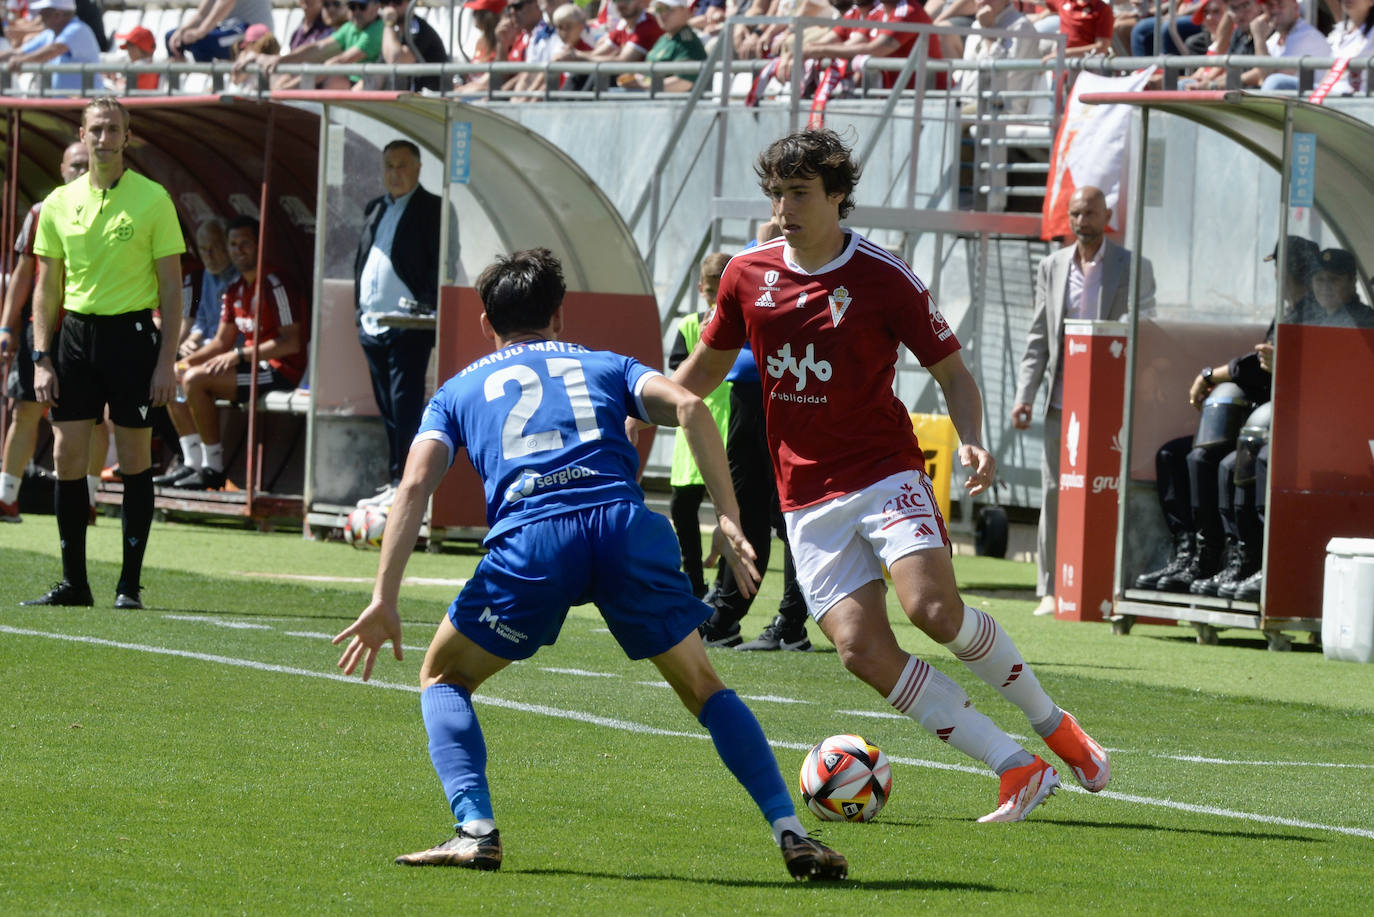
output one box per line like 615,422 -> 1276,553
697,688 -> 795,826
421,682 -> 495,830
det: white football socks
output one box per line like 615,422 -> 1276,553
461,818 -> 496,838
0,471 -> 20,504
886,654 -> 1025,773
771,815 -> 807,846
180,434 -> 203,471
202,441 -> 225,474
944,606 -> 1059,733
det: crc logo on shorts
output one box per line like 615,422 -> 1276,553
881,482 -> 935,531
114,218 -> 134,241
478,607 -> 528,644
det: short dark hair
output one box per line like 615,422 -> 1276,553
475,248 -> 567,336
226,215 -> 260,240
754,129 -> 861,220
383,139 -> 421,161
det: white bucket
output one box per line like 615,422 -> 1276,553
1322,538 -> 1374,664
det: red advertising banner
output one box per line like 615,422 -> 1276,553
1055,320 -> 1128,622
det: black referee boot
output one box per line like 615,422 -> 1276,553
20,581 -> 95,607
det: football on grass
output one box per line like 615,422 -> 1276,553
343,506 -> 386,549
800,734 -> 892,823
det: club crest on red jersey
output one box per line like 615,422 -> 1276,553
828,286 -> 852,326
931,307 -> 953,341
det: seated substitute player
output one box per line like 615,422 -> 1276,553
671,129 -> 1110,823
332,248 -> 849,879
175,216 -> 306,491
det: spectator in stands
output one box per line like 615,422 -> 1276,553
505,0 -> 565,98
930,0 -> 979,59
1040,0 -> 1113,60
617,0 -> 707,91
290,0 -> 339,49
176,217 -> 307,492
352,140 -> 448,510
75,0 -> 106,51
167,0 -> 274,62
229,25 -> 281,90
688,0 -> 728,41
564,0 -> 664,65
775,0 -> 945,91
4,0 -> 45,50
381,0 -> 450,92
157,219 -> 242,487
1180,0 -> 1262,86
1129,1 -> 1206,56
323,0 -> 351,28
757,0 -> 837,60
549,1 -> 594,88
1181,0 -> 1226,54
1236,0 -> 1332,88
464,0 -> 507,62
455,0 -> 520,92
0,0 -> 101,92
106,26 -> 159,92
253,0 -> 385,90
952,0 -> 1040,113
1321,0 -> 1374,95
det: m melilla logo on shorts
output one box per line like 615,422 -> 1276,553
114,217 -> 134,241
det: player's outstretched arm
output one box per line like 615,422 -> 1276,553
927,352 -> 996,497
333,438 -> 450,681
640,374 -> 761,597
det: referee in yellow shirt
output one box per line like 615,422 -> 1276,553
22,97 -> 186,609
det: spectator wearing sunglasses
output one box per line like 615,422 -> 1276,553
246,0 -> 385,90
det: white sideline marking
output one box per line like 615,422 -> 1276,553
228,571 -> 468,588
3,624 -> 1372,843
838,709 -> 909,720
541,667 -> 621,678
163,615 -> 271,630
1162,755 -> 1374,769
739,694 -> 813,705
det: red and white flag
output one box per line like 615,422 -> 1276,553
1041,68 -> 1155,241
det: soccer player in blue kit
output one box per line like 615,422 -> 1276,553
333,249 -> 848,879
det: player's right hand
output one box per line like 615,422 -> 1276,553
1010,402 -> 1032,430
333,600 -> 404,682
712,513 -> 761,600
32,361 -> 58,406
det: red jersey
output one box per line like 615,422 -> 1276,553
608,11 -> 663,55
701,232 -> 960,510
872,1 -> 945,89
831,4 -> 879,42
1044,0 -> 1113,50
220,270 -> 308,386
508,29 -> 531,61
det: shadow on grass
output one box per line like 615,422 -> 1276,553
513,867 -> 1000,892
1037,818 -> 1325,843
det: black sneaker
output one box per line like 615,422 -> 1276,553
153,462 -> 197,487
20,581 -> 95,607
115,591 -> 143,610
395,828 -> 502,869
780,830 -> 848,881
180,468 -> 226,491
699,618 -> 742,648
738,615 -> 812,651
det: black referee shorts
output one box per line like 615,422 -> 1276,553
51,309 -> 160,428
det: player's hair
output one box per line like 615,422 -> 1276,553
552,3 -> 585,26
476,248 -> 566,336
700,252 -> 730,284
226,215 -> 260,240
755,128 -> 861,220
81,96 -> 129,131
383,139 -> 422,162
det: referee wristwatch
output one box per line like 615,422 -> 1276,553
31,349 -> 50,363
1200,366 -> 1214,384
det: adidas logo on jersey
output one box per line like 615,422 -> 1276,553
754,290 -> 778,309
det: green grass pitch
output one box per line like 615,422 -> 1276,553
2,516 -> 1372,914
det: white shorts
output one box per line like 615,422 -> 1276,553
784,468 -> 949,620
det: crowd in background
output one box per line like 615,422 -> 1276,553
0,0 -> 1370,97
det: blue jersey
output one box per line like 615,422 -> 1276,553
416,340 -> 659,542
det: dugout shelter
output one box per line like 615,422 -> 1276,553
0,95 -> 660,537
1080,91 -> 1374,650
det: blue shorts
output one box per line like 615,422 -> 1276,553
449,501 -> 710,661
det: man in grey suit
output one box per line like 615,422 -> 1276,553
1011,186 -> 1156,616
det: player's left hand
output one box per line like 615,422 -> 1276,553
712,512 -> 761,600
959,444 -> 995,496
149,359 -> 178,406
333,600 -> 404,682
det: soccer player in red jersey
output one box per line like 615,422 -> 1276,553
672,129 -> 1110,822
